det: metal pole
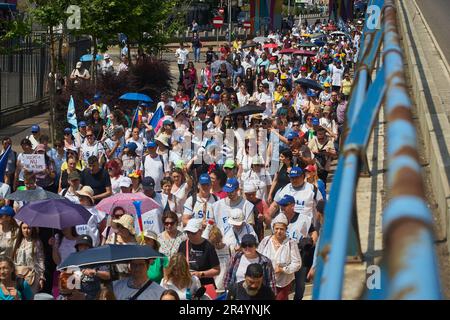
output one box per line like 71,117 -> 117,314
381,0 -> 441,299
228,0 -> 232,45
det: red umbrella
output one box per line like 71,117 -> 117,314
293,50 -> 317,57
279,48 -> 296,54
264,43 -> 278,49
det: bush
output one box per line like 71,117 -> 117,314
55,57 -> 173,140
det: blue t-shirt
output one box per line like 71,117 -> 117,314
0,280 -> 34,300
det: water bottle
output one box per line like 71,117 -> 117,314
201,219 -> 215,240
186,288 -> 192,300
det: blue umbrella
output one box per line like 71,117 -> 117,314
79,54 -> 104,62
15,199 -> 92,230
57,244 -> 163,270
119,93 -> 153,103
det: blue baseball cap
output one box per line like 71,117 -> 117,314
199,173 -> 211,185
31,125 -> 40,133
223,177 -> 239,193
146,141 -> 157,148
289,166 -> 304,178
312,117 -> 320,126
125,142 -> 138,152
78,121 -> 87,128
197,95 -> 206,101
139,102 -> 150,107
0,206 -> 15,217
211,94 -> 220,101
64,128 -> 72,135
287,131 -> 299,141
307,89 -> 317,97
276,195 -> 296,207
93,93 -> 101,100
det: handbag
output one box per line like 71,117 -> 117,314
16,266 -> 36,286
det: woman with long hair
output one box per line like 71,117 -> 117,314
236,83 -> 250,108
12,222 -> 45,294
58,155 -> 81,193
170,167 -> 192,214
105,160 -> 123,195
268,149 -> 293,204
160,253 -> 201,300
157,211 -> 186,259
244,68 -> 256,96
63,128 -> 77,150
89,110 -> 104,140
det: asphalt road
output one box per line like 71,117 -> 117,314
416,0 -> 450,67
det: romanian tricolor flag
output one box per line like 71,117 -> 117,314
132,108 -> 143,127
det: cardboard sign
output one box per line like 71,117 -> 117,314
22,154 -> 45,172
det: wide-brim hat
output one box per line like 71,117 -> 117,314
113,214 -> 135,235
75,186 -> 95,204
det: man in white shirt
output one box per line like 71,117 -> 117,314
99,53 -> 114,75
140,141 -> 169,193
27,125 -> 41,150
175,43 -> 189,82
213,178 -> 255,235
59,171 -> 82,204
269,167 -> 322,230
137,176 -> 163,234
182,174 -> 218,227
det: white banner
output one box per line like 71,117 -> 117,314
22,154 -> 45,172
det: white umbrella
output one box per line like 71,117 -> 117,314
253,36 -> 269,43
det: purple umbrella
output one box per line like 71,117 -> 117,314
15,199 -> 92,230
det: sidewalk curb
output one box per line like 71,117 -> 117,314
396,0 -> 450,245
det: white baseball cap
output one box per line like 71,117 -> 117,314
228,208 -> 245,226
119,177 -> 132,188
243,182 -> 258,194
184,218 -> 203,233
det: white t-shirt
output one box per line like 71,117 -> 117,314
113,278 -> 165,300
331,65 -> 344,87
111,176 -> 123,195
75,207 -> 106,247
183,194 -> 218,220
236,255 -> 260,283
176,48 -> 189,65
81,141 -> 105,164
212,198 -> 255,234
258,92 -> 274,116
126,137 -> 147,157
214,245 -> 232,292
273,182 -> 322,219
137,208 -> 163,235
141,154 -> 168,192
160,276 -> 201,300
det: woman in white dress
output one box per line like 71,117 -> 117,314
157,211 -> 187,258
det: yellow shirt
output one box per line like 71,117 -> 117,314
60,160 -> 85,172
342,79 -> 352,96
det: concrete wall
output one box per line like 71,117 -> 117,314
0,99 -> 49,130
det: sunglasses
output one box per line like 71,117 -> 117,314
241,243 -> 255,248
292,123 -> 300,127
307,118 -> 313,121
86,134 -> 94,138
164,221 -> 175,226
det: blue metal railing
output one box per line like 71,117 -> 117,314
312,0 -> 442,299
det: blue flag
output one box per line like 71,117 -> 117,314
0,145 -> 11,183
67,95 -> 78,135
149,105 -> 164,129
